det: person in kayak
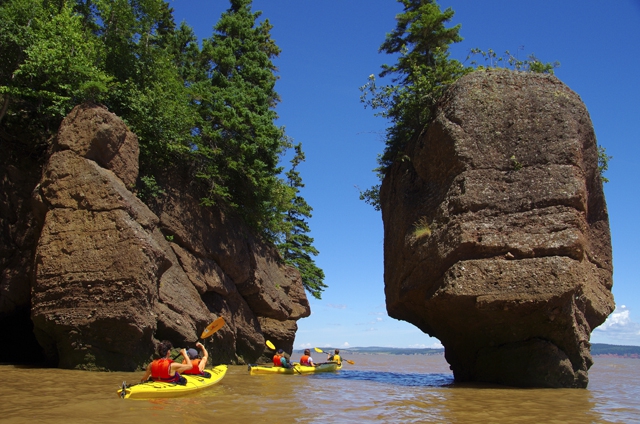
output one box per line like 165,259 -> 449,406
181,342 -> 209,375
273,349 -> 292,368
327,349 -> 342,365
140,340 -> 192,384
299,349 -> 316,367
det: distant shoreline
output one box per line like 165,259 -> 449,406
294,343 -> 640,358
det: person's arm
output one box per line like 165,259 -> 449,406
196,342 -> 208,372
170,349 -> 193,374
141,363 -> 152,382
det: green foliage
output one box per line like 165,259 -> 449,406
509,155 -> 523,171
358,184 -> 382,212
138,175 -> 165,200
361,0 -> 471,170
278,143 -> 327,299
192,0 -> 289,236
0,0 -> 110,129
359,0 -> 471,207
1,0 -> 325,298
77,0 -> 198,165
466,47 -> 560,74
359,2 -> 563,210
598,145 -> 612,183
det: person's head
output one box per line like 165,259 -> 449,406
277,349 -> 284,355
158,340 -> 173,357
304,349 -> 310,355
334,349 -> 340,354
187,348 -> 199,360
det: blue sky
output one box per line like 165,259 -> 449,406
169,0 -> 640,348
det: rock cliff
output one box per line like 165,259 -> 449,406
381,70 -> 614,388
0,103 -> 309,370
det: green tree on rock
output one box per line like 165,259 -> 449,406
359,0 -> 471,209
76,0 -> 197,166
0,0 -> 110,141
278,143 -> 326,299
194,0 -> 288,235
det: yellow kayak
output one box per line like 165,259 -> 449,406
117,365 -> 227,399
248,362 -> 342,375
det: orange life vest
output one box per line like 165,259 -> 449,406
182,358 -> 202,375
150,358 -> 178,381
273,354 -> 283,367
300,355 -> 312,366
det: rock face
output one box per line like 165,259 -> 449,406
381,70 -> 614,388
0,103 -> 309,370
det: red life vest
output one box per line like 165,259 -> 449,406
273,354 -> 283,367
300,355 -> 312,366
182,358 -> 202,375
150,358 -> 179,381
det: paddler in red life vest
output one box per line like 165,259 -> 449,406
140,340 -> 192,384
299,348 -> 316,367
181,342 -> 209,375
273,349 -> 292,368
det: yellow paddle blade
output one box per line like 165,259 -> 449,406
266,340 -> 276,350
345,359 -> 355,365
200,316 -> 225,339
313,347 -> 324,353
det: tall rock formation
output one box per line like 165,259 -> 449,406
0,103 -> 309,370
381,70 -> 614,388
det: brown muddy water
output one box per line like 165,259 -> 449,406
1,353 -> 638,423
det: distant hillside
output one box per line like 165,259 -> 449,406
293,344 -> 639,358
591,343 -> 640,358
294,346 -> 444,355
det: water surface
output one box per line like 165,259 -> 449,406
1,354 -> 637,423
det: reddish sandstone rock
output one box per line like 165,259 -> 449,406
55,103 -> 139,187
381,70 -> 614,388
24,103 -> 309,370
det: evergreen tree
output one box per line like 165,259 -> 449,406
193,0 -> 288,235
279,143 -> 327,300
1,0 -> 326,288
0,0 -> 110,140
77,0 -> 197,165
359,0 -> 471,209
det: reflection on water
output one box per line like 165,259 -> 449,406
0,354 -> 637,423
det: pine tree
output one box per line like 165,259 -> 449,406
0,0 -> 110,137
79,0 -> 197,165
279,143 -> 327,300
194,0 -> 287,235
360,0 -> 471,173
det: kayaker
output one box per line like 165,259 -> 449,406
327,349 -> 342,365
182,341 -> 209,375
273,349 -> 292,368
299,348 -> 315,367
140,340 -> 192,384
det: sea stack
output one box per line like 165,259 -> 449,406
381,69 -> 614,388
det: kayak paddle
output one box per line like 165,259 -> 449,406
313,347 -> 355,365
200,316 -> 225,339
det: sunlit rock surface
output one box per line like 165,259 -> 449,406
381,70 -> 614,388
1,103 -> 309,370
